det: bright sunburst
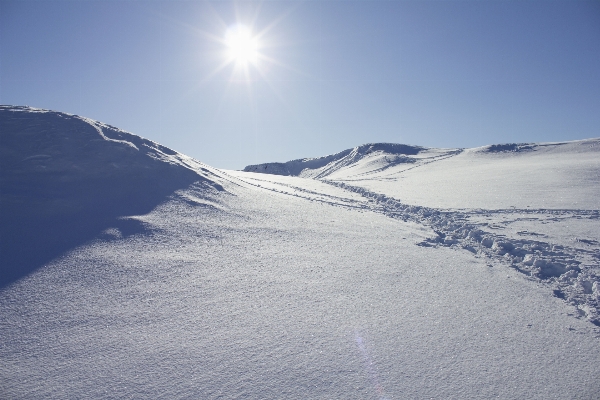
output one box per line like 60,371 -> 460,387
225,25 -> 259,66
191,6 -> 298,87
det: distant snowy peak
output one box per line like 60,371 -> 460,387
243,143 -> 430,178
0,105 -> 225,187
244,138 -> 600,180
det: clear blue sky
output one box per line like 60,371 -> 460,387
1,1 -> 599,169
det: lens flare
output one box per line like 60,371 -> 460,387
355,331 -> 388,400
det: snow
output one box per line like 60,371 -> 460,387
250,139 -> 600,210
1,106 -> 599,398
0,105 -> 226,287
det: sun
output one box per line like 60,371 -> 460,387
197,9 -> 296,86
225,25 -> 259,66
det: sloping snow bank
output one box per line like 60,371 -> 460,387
0,105 -> 225,184
244,139 -> 600,210
0,106 -> 227,286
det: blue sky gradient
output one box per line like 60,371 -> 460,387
1,1 -> 599,169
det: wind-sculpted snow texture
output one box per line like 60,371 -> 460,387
0,106 -> 225,286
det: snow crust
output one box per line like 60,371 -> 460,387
1,107 -> 599,398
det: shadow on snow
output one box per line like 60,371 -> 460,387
0,107 -> 202,288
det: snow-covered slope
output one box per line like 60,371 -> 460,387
245,139 -> 600,210
1,108 -> 599,398
334,139 -> 600,210
0,106 -> 228,287
243,143 -> 429,178
241,139 -> 600,326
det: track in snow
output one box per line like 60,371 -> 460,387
323,180 -> 600,327
230,172 -> 600,328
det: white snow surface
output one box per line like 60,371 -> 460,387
248,140 -> 600,210
1,107 -> 599,398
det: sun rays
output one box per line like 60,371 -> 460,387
147,2 -> 306,126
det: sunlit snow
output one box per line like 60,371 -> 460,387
1,106 -> 599,398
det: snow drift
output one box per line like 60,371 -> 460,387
0,106 -> 224,287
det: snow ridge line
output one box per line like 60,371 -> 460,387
301,146 -> 441,179
78,116 -> 139,150
323,180 -> 600,327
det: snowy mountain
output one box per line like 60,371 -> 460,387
243,143 -> 427,178
245,139 -> 600,209
1,106 -> 599,398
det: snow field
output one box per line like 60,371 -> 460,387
229,170 -> 600,327
1,107 -> 599,398
327,140 -> 600,210
3,179 -> 599,398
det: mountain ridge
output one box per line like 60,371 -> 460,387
243,142 -> 427,178
242,138 -> 600,182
